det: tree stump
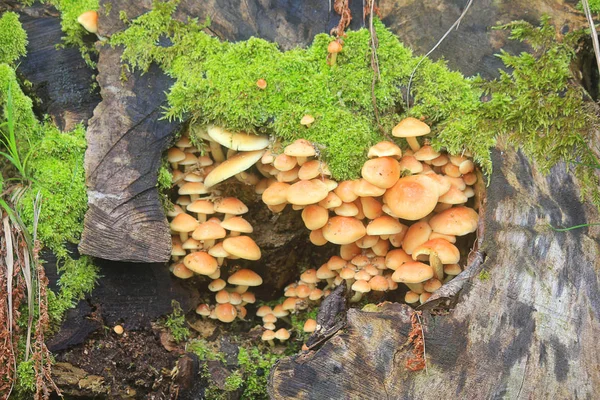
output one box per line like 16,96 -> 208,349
269,148 -> 600,398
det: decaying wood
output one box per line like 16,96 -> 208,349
269,148 -> 600,398
0,1 -> 101,131
77,44 -> 181,263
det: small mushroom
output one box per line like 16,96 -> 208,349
77,10 -> 99,34
327,40 -> 343,66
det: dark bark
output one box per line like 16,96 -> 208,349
0,1 -> 101,131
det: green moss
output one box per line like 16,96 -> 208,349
17,123 -> 88,257
0,12 -> 28,65
47,255 -> 98,326
0,64 -> 36,129
110,1 -> 483,180
478,269 -> 491,281
578,0 -> 600,13
46,0 -> 100,66
162,300 -> 190,343
157,157 -> 174,211
187,338 -> 226,363
15,359 -> 36,392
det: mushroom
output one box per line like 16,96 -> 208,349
204,150 -> 265,188
170,213 -> 199,242
322,216 -> 366,245
361,157 -> 401,189
275,328 -> 291,343
262,330 -> 276,347
350,280 -> 371,302
183,251 -> 219,276
327,40 -> 343,66
404,291 -> 420,304
171,263 -> 194,279
192,221 -> 226,248
303,319 -> 317,333
222,236 -> 261,260
402,221 -> 433,255
187,199 -> 215,222
286,179 -> 329,205
213,197 -> 248,220
428,206 -> 479,236
300,114 -> 315,128
392,117 -> 431,152
301,205 -> 329,230
208,278 -> 227,292
113,325 -> 124,335
309,229 -> 328,246
383,175 -> 439,221
167,147 -> 186,169
298,160 -> 331,180
256,79 -> 267,89
178,182 -> 208,201
220,216 -> 253,236
227,268 -> 263,293
207,126 -> 269,151
214,303 -> 237,323
77,10 -> 99,34
391,261 -> 434,294
368,141 -> 402,159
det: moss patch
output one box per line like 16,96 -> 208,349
110,0 -> 485,180
111,2 -> 600,208
0,11 -> 28,65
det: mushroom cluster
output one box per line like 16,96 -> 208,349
166,126 -> 267,323
165,117 -> 479,335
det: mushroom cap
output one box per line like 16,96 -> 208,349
353,179 -> 386,197
176,136 -> 192,149
413,145 -> 441,161
303,319 -> 317,333
298,160 -> 331,180
208,278 -> 227,292
366,215 -> 405,236
444,263 -> 462,275
361,157 -> 401,189
196,303 -> 211,316
328,41 -> 343,53
300,269 -> 319,284
262,182 -> 290,205
402,221 -> 432,255
397,156 -> 423,174
301,205 -> 329,230
309,229 -> 328,246
275,328 -> 291,341
360,197 -> 383,220
383,175 -> 439,220
423,278 -> 442,293
262,330 -> 276,341
204,150 -> 265,188
192,221 -> 227,241
284,139 -> 316,157
369,275 -> 389,291
438,186 -> 468,205
187,200 -> 215,215
322,216 -> 366,245
391,261 -> 434,283
178,182 -> 208,196
287,179 -> 329,205
352,280 -> 371,293
208,242 -> 230,258
404,291 -> 420,304
413,238 -> 460,264
171,263 -> 194,279
256,79 -> 267,89
170,213 -> 199,233
223,236 -> 261,260
300,115 -> 315,126
392,117 -> 431,138
167,147 -> 186,163
220,216 -> 253,233
334,180 -> 358,203
368,141 -> 402,159
207,125 -> 269,151
215,303 -> 237,323
316,264 -> 336,279
385,249 -> 413,270
181,238 -> 201,250
272,305 -> 289,317
273,154 -> 297,172
213,197 -> 248,215
428,206 -> 479,236
179,152 -> 198,166
77,10 -> 98,33
183,251 -> 219,275
256,306 -> 272,317
228,268 -> 263,286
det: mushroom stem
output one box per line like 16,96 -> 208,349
429,252 -> 444,281
171,162 -> 179,170
404,282 -> 424,294
229,231 -> 241,237
406,136 -> 421,152
203,239 -> 215,249
349,291 -> 363,303
234,285 -> 249,294
197,213 -> 207,223
330,52 -> 338,66
179,232 -> 189,242
224,213 -> 234,221
267,339 -> 275,347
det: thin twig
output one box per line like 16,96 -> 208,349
582,0 -> 600,76
415,311 -> 428,374
406,0 -> 474,110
